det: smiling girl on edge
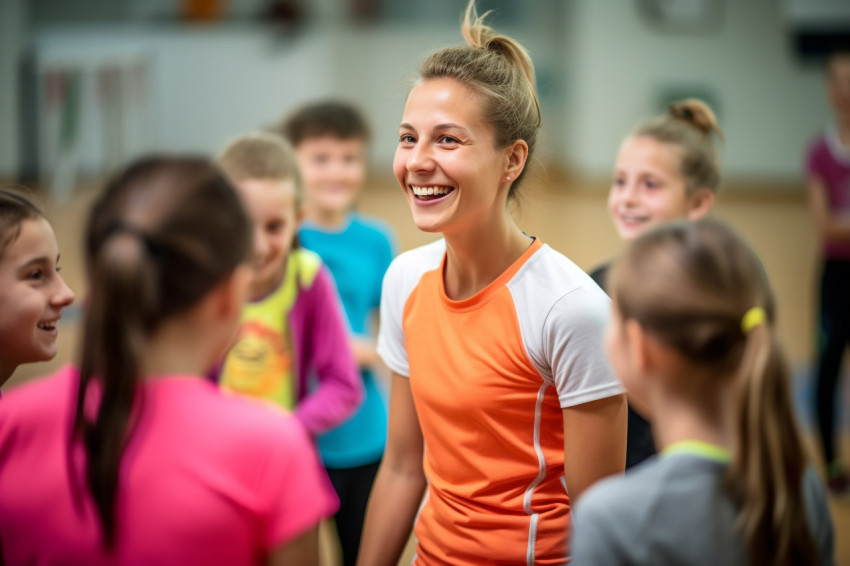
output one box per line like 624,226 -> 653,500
0,188 -> 74,386
357,2 -> 627,565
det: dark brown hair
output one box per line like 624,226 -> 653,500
416,0 -> 541,198
73,156 -> 251,546
0,187 -> 45,262
279,100 -> 370,145
609,219 -> 819,566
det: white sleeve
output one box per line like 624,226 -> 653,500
377,256 -> 410,377
376,239 -> 446,378
543,286 -> 623,408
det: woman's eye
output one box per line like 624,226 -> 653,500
438,136 -> 459,144
399,134 -> 415,144
27,270 -> 44,281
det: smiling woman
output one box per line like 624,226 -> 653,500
0,188 -> 75,385
356,2 -> 627,565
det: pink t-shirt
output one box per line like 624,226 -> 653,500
0,365 -> 338,565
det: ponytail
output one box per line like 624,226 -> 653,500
727,323 -> 819,565
72,156 -> 252,547
74,228 -> 158,546
634,98 -> 723,194
610,219 -> 822,566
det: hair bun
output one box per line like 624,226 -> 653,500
668,99 -> 723,141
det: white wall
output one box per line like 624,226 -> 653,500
0,0 -> 26,177
26,0 -> 838,185
563,0 -> 832,183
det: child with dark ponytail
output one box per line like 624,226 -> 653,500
0,157 -> 337,565
573,219 -> 835,566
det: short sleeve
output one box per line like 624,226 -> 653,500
377,255 -> 410,377
259,416 -> 339,548
543,287 -> 623,408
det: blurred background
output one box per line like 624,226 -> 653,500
0,0 -> 848,562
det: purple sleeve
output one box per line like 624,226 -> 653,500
292,266 -> 363,436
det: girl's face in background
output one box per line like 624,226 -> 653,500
295,136 -> 366,219
0,217 -> 74,373
393,77 -> 511,236
235,178 -> 299,299
608,136 -> 693,241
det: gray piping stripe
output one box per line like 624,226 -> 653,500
527,513 -> 539,566
523,381 -> 550,564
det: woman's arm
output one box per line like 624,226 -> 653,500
809,175 -> 850,244
357,373 -> 426,566
268,526 -> 319,566
562,393 -> 627,502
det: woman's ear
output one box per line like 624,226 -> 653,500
504,139 -> 529,182
686,188 -> 715,221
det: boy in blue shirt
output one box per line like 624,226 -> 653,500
278,101 -> 396,566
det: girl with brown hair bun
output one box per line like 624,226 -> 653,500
590,98 -> 723,470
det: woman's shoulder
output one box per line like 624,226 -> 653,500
385,239 -> 445,279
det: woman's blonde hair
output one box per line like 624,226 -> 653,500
609,219 -> 819,566
416,0 -> 541,197
633,99 -> 723,194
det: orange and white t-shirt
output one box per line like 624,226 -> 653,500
377,238 -> 623,566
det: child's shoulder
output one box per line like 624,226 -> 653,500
290,247 -> 324,287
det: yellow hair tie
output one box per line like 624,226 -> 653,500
741,307 -> 766,334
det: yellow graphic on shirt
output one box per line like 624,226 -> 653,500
218,250 -> 322,411
220,320 -> 294,410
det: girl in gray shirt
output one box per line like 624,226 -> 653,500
572,219 -> 835,566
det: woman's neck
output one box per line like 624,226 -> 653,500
442,215 -> 531,301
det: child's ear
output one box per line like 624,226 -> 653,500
209,264 -> 252,320
624,319 -> 652,374
686,188 -> 715,221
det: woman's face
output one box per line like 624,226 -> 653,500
393,77 -> 513,236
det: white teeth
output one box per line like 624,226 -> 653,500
38,320 -> 57,330
411,185 -> 452,197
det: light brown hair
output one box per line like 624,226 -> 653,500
416,0 -> 541,198
633,99 -> 723,194
609,219 -> 818,566
217,131 -> 301,194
